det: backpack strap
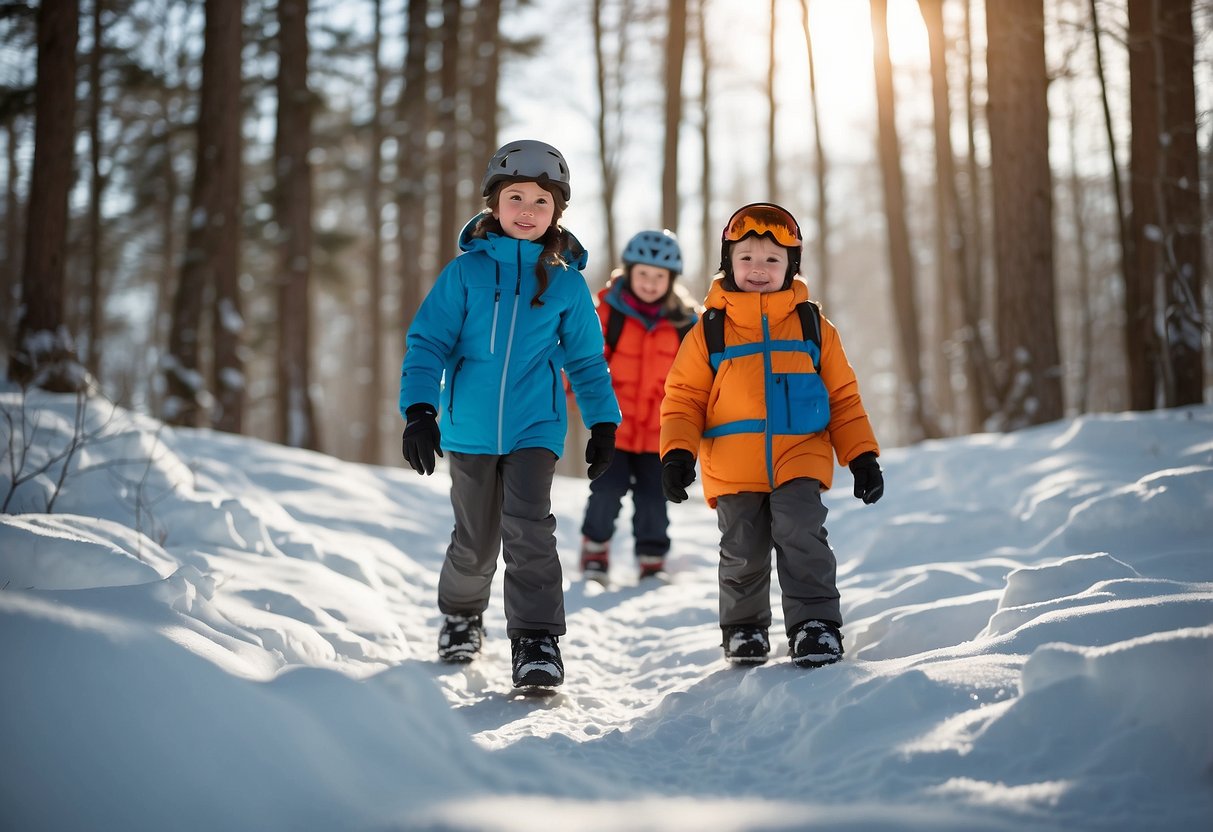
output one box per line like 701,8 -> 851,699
797,301 -> 823,372
702,308 -> 726,371
607,304 -> 697,358
702,301 -> 821,373
604,305 -> 626,357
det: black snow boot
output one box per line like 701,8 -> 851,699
788,619 -> 844,668
722,625 -> 770,664
437,613 -> 484,663
510,632 -> 564,688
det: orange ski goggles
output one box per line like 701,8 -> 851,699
721,203 -> 802,248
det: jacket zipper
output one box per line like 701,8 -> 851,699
447,357 -> 465,424
762,311 -> 776,489
490,262 -> 500,353
496,246 -> 524,452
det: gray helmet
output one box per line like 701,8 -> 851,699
622,229 -> 683,273
481,140 -> 571,202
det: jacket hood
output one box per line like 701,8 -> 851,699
601,270 -> 700,330
458,213 -> 588,271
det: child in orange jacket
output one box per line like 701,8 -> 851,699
579,230 -> 698,584
660,203 -> 884,667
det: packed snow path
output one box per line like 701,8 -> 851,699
2,387 -> 1211,831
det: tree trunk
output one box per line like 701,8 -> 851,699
698,0 -> 713,292
85,0 -> 104,379
1127,0 -> 1203,408
662,0 -> 686,232
919,0 -> 963,432
985,0 -> 1064,428
164,192 -> 206,429
1126,0 -> 1161,409
395,0 -> 430,340
1066,95 -> 1094,414
152,101 -> 181,421
469,0 -> 501,203
960,0 -> 994,429
870,0 -> 936,441
361,0 -> 385,463
166,0 -> 243,430
766,0 -> 777,202
10,0 -> 84,393
148,12 -> 184,421
592,0 -> 619,273
436,0 -> 460,261
1089,0 -> 1136,410
208,0 -> 245,434
3,119 -> 25,356
275,0 -> 319,449
800,0 -> 830,307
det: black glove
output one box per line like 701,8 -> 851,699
849,451 -> 884,504
402,404 -> 443,475
585,422 -> 616,480
661,449 -> 697,503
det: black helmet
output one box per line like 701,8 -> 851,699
481,140 -> 571,202
719,202 -> 803,286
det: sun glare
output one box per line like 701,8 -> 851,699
706,0 -> 932,162
799,0 -> 930,117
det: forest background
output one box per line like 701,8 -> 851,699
1,0 -> 1209,475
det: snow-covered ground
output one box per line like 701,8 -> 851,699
2,384 -> 1211,831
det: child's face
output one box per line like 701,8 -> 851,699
493,181 -> 556,241
729,236 -> 789,293
629,264 -> 672,303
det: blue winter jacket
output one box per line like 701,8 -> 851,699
399,215 -> 621,457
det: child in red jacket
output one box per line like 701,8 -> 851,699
579,230 -> 698,583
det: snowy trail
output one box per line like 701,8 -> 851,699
2,387 -> 1212,831
433,575 -> 725,745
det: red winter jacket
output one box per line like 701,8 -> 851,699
595,276 -> 698,454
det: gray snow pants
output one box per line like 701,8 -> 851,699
437,448 -> 566,637
715,477 -> 841,635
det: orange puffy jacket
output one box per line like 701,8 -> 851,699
661,277 -> 878,507
597,277 -> 698,453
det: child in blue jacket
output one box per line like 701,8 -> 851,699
399,139 -> 621,690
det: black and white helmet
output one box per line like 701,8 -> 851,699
481,140 -> 571,202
